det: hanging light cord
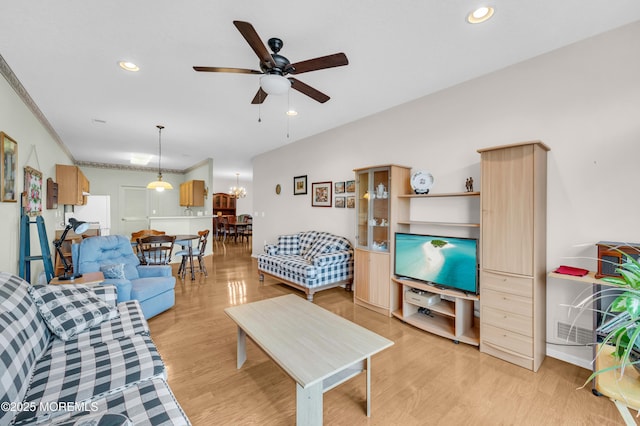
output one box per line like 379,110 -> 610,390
157,125 -> 164,177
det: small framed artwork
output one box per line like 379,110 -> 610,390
24,166 -> 43,216
1,132 -> 18,202
335,196 -> 345,208
346,196 -> 355,208
345,180 -> 355,193
294,175 -> 307,195
311,181 -> 332,207
335,181 -> 345,194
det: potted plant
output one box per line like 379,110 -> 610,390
574,251 -> 640,385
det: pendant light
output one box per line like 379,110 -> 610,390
147,125 -> 173,192
229,173 -> 247,199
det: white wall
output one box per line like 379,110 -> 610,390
252,21 -> 640,367
0,72 -> 72,280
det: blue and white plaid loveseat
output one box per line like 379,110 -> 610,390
0,272 -> 190,426
257,231 -> 354,301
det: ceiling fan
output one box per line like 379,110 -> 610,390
193,21 -> 349,104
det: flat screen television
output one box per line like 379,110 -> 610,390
394,233 -> 479,295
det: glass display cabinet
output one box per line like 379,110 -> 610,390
353,164 -> 411,316
356,167 -> 390,251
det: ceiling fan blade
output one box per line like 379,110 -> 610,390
193,66 -> 262,74
251,88 -> 269,104
233,21 -> 276,69
288,53 -> 349,75
288,78 -> 330,103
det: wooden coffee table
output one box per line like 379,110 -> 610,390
224,294 -> 393,425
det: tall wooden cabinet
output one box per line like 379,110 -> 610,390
353,164 -> 411,316
56,164 -> 89,205
478,141 -> 549,372
213,193 -> 236,216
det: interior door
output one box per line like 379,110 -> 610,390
119,186 -> 150,238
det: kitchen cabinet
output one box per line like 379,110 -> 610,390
180,179 -> 205,207
56,164 -> 89,205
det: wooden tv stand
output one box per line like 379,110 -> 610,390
391,277 -> 479,346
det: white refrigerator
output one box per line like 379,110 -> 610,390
72,195 -> 111,235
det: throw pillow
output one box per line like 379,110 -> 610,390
29,284 -> 119,341
278,235 -> 300,255
303,240 -> 339,261
298,231 -> 318,255
100,263 -> 126,279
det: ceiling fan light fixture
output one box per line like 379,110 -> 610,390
260,74 -> 291,95
467,6 -> 494,24
118,61 -> 140,72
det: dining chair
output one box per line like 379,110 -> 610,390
240,219 -> 252,243
131,229 -> 166,262
136,235 -> 175,265
221,216 -> 237,243
175,230 -> 210,279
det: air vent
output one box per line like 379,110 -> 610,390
556,321 -> 592,346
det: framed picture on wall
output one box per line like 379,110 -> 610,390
346,196 -> 355,208
335,181 -> 345,194
293,175 -> 307,195
311,181 -> 332,207
345,180 -> 355,193
24,166 -> 43,216
335,196 -> 345,208
1,132 -> 18,202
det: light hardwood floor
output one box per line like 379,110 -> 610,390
149,242 -> 624,425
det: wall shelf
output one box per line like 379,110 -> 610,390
398,191 -> 480,198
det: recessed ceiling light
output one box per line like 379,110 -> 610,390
130,153 -> 152,165
118,61 -> 140,72
286,109 -> 298,116
467,6 -> 494,24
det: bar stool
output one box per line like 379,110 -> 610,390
176,230 -> 210,279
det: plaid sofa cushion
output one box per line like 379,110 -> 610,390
90,285 -> 118,308
47,300 -> 149,358
303,232 -> 352,261
298,231 -> 318,256
14,334 -> 165,425
49,378 -> 190,426
0,273 -> 51,426
52,412 -> 132,425
29,285 -> 119,341
277,235 -> 300,255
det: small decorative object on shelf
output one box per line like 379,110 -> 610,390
410,170 -> 433,194
465,177 -> 474,192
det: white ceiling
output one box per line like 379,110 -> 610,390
1,1 -> 640,181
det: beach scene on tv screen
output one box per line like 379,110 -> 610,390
396,235 -> 477,293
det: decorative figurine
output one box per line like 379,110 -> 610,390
465,177 -> 474,192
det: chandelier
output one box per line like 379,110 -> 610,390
147,125 -> 173,192
229,173 -> 247,199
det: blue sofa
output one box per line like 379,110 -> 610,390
257,231 -> 354,301
72,235 -> 175,319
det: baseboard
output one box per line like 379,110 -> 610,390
546,345 -> 593,370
